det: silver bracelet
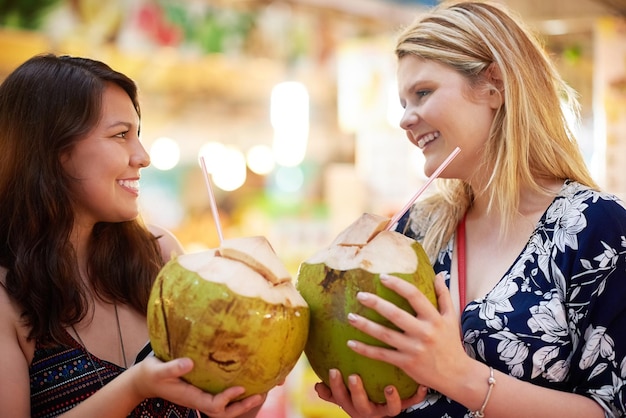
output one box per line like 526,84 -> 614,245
469,367 -> 496,418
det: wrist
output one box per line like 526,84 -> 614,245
469,366 -> 496,418
123,364 -> 151,404
442,359 -> 495,415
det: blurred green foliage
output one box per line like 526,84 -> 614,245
159,1 -> 256,54
0,0 -> 61,30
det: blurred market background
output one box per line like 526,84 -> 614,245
1,0 -> 625,416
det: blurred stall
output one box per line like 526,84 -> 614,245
1,0 -> 625,416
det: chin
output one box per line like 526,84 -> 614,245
422,163 -> 437,178
116,210 -> 140,223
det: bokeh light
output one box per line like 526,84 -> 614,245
150,137 -> 180,170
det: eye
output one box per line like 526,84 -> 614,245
416,89 -> 431,98
115,131 -> 128,139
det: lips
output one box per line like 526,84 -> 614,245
416,131 -> 440,149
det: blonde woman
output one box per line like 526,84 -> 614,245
315,2 -> 626,417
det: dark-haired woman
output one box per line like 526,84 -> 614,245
0,54 -> 265,418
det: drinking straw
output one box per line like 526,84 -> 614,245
385,146 -> 461,231
199,156 -> 224,244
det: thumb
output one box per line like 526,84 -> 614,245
172,358 -> 194,376
155,357 -> 194,379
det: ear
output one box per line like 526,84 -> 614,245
59,151 -> 70,165
484,63 -> 504,109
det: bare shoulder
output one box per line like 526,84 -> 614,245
147,224 -> 185,263
0,266 -> 35,416
0,266 -> 26,337
0,266 -> 16,318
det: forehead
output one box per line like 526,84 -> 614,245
397,54 -> 466,92
100,83 -> 138,120
397,56 -> 459,84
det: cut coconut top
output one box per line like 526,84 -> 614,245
177,249 -> 307,306
305,229 -> 418,273
303,213 -> 419,273
217,236 -> 292,285
330,213 -> 389,247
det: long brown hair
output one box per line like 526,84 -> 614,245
0,54 -> 163,344
396,1 -> 597,259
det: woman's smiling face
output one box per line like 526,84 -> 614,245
397,55 -> 501,180
61,82 -> 150,228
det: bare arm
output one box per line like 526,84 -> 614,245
0,271 -> 31,417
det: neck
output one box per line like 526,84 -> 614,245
465,180 -> 564,248
70,223 -> 94,287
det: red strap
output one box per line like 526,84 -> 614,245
457,215 -> 467,311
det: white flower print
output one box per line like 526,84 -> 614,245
531,345 -> 571,381
589,372 -> 625,415
524,232 -> 554,283
550,198 -> 587,252
590,362 -> 609,380
527,296 -> 568,343
405,392 -> 444,412
593,241 -> 619,269
546,359 -> 570,381
581,325 -> 616,370
479,276 -> 518,328
491,330 -> 529,378
463,329 -> 481,360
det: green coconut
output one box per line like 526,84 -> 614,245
147,236 -> 309,399
296,213 -> 437,403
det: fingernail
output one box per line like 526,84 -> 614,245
356,292 -> 369,301
347,312 -> 358,322
385,386 -> 394,395
347,340 -> 357,349
349,375 -> 358,385
380,273 -> 391,281
329,369 -> 338,379
179,358 -> 193,369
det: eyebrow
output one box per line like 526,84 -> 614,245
400,80 -> 424,96
106,121 -> 134,130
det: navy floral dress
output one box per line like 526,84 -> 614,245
395,181 -> 626,418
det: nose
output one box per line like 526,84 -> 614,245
132,141 -> 151,168
399,107 -> 418,131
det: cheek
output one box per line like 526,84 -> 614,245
447,102 -> 495,141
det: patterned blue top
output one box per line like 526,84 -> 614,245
394,181 -> 626,418
30,330 -> 198,418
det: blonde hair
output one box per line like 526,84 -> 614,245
396,0 -> 597,259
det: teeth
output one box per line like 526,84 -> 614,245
118,179 -> 139,190
417,131 -> 440,148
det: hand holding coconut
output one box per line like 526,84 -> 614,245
313,272 -> 470,418
297,213 -> 465,418
147,236 -> 309,400
297,213 -> 440,402
123,356 -> 266,418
